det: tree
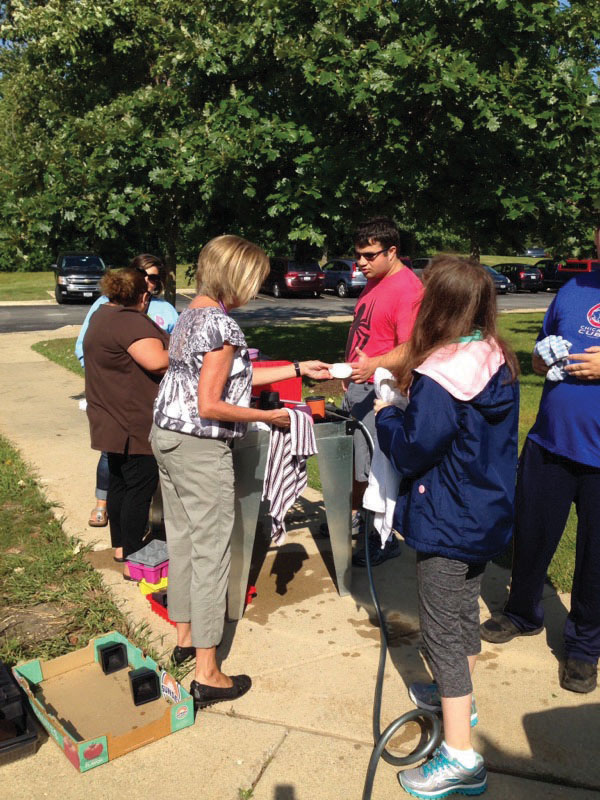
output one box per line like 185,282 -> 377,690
0,0 -> 597,290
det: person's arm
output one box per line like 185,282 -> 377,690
375,374 -> 459,478
127,338 -> 169,374
350,343 -> 406,383
199,345 -> 290,426
565,346 -> 600,380
252,360 -> 331,386
75,296 -> 106,366
532,353 -> 550,376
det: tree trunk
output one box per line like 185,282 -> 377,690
469,234 -> 480,262
164,233 -> 177,306
595,226 -> 600,259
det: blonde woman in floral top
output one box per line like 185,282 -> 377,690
151,235 -> 330,710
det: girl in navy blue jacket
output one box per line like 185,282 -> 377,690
376,256 -> 519,799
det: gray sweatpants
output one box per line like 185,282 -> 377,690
416,553 -> 485,697
151,424 -> 234,649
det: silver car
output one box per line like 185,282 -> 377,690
322,258 -> 366,297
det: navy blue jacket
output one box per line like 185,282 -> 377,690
376,343 -> 519,563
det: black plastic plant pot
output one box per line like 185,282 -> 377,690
98,642 -> 128,675
128,668 -> 161,706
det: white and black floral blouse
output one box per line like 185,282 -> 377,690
153,307 -> 252,440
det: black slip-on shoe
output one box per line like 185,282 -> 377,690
480,613 -> 543,644
560,658 -> 598,694
190,675 -> 252,710
172,646 -> 196,665
352,533 -> 401,567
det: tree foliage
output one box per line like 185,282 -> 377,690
0,0 -> 598,282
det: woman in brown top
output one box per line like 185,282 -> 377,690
83,267 -> 169,577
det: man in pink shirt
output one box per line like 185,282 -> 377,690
343,218 -> 423,566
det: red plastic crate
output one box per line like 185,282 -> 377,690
147,591 -> 176,627
251,360 -> 302,403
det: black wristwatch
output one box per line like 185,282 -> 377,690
293,360 -> 301,377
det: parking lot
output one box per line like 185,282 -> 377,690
0,285 -> 552,334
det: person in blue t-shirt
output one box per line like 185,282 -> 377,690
481,272 -> 600,694
76,254 -> 177,534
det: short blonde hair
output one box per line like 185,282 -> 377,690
196,235 -> 269,307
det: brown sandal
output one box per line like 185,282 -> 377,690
88,507 -> 108,527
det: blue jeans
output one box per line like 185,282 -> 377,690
95,451 -> 110,501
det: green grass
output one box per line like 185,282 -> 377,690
0,271 -> 55,300
32,315 -> 576,592
0,266 -> 197,301
31,338 -> 84,377
0,434 -> 185,671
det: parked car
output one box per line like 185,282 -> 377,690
523,247 -> 548,258
322,258 -> 366,297
493,262 -> 542,292
559,258 -> 600,277
261,258 -> 325,298
411,258 -> 431,270
410,257 -> 431,280
52,252 -> 107,304
483,265 -> 512,294
534,259 -> 568,291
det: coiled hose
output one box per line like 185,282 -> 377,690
324,405 -> 442,800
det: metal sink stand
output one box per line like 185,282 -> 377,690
227,418 -> 354,620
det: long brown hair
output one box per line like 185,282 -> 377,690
396,255 -> 519,393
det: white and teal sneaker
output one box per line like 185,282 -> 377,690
398,744 -> 487,798
408,682 -> 478,727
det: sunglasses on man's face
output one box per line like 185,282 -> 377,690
354,248 -> 389,262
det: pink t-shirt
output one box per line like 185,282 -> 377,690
345,268 -> 423,380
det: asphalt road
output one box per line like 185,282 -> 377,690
0,289 -> 552,334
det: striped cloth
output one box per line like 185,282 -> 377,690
262,408 -> 318,544
534,334 -> 572,381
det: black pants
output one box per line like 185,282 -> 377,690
107,452 -> 158,559
505,438 -> 600,664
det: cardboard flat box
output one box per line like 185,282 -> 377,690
12,632 -> 194,772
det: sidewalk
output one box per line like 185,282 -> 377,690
0,327 -> 598,800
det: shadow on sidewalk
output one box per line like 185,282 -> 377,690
479,702 -> 600,790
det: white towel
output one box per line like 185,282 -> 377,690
262,408 -> 318,545
362,368 -> 407,547
534,335 -> 573,381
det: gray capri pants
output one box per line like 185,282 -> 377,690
416,553 -> 485,698
343,382 -> 377,482
151,424 -> 234,649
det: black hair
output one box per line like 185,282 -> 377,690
354,217 -> 401,250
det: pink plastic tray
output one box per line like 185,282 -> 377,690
126,559 -> 169,583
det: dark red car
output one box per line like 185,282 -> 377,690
261,258 -> 326,298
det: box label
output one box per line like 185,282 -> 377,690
160,670 -> 181,703
171,699 -> 194,732
79,737 -> 108,772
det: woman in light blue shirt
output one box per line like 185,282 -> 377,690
77,254 -> 177,533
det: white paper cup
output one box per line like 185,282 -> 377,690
330,362 -> 353,379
